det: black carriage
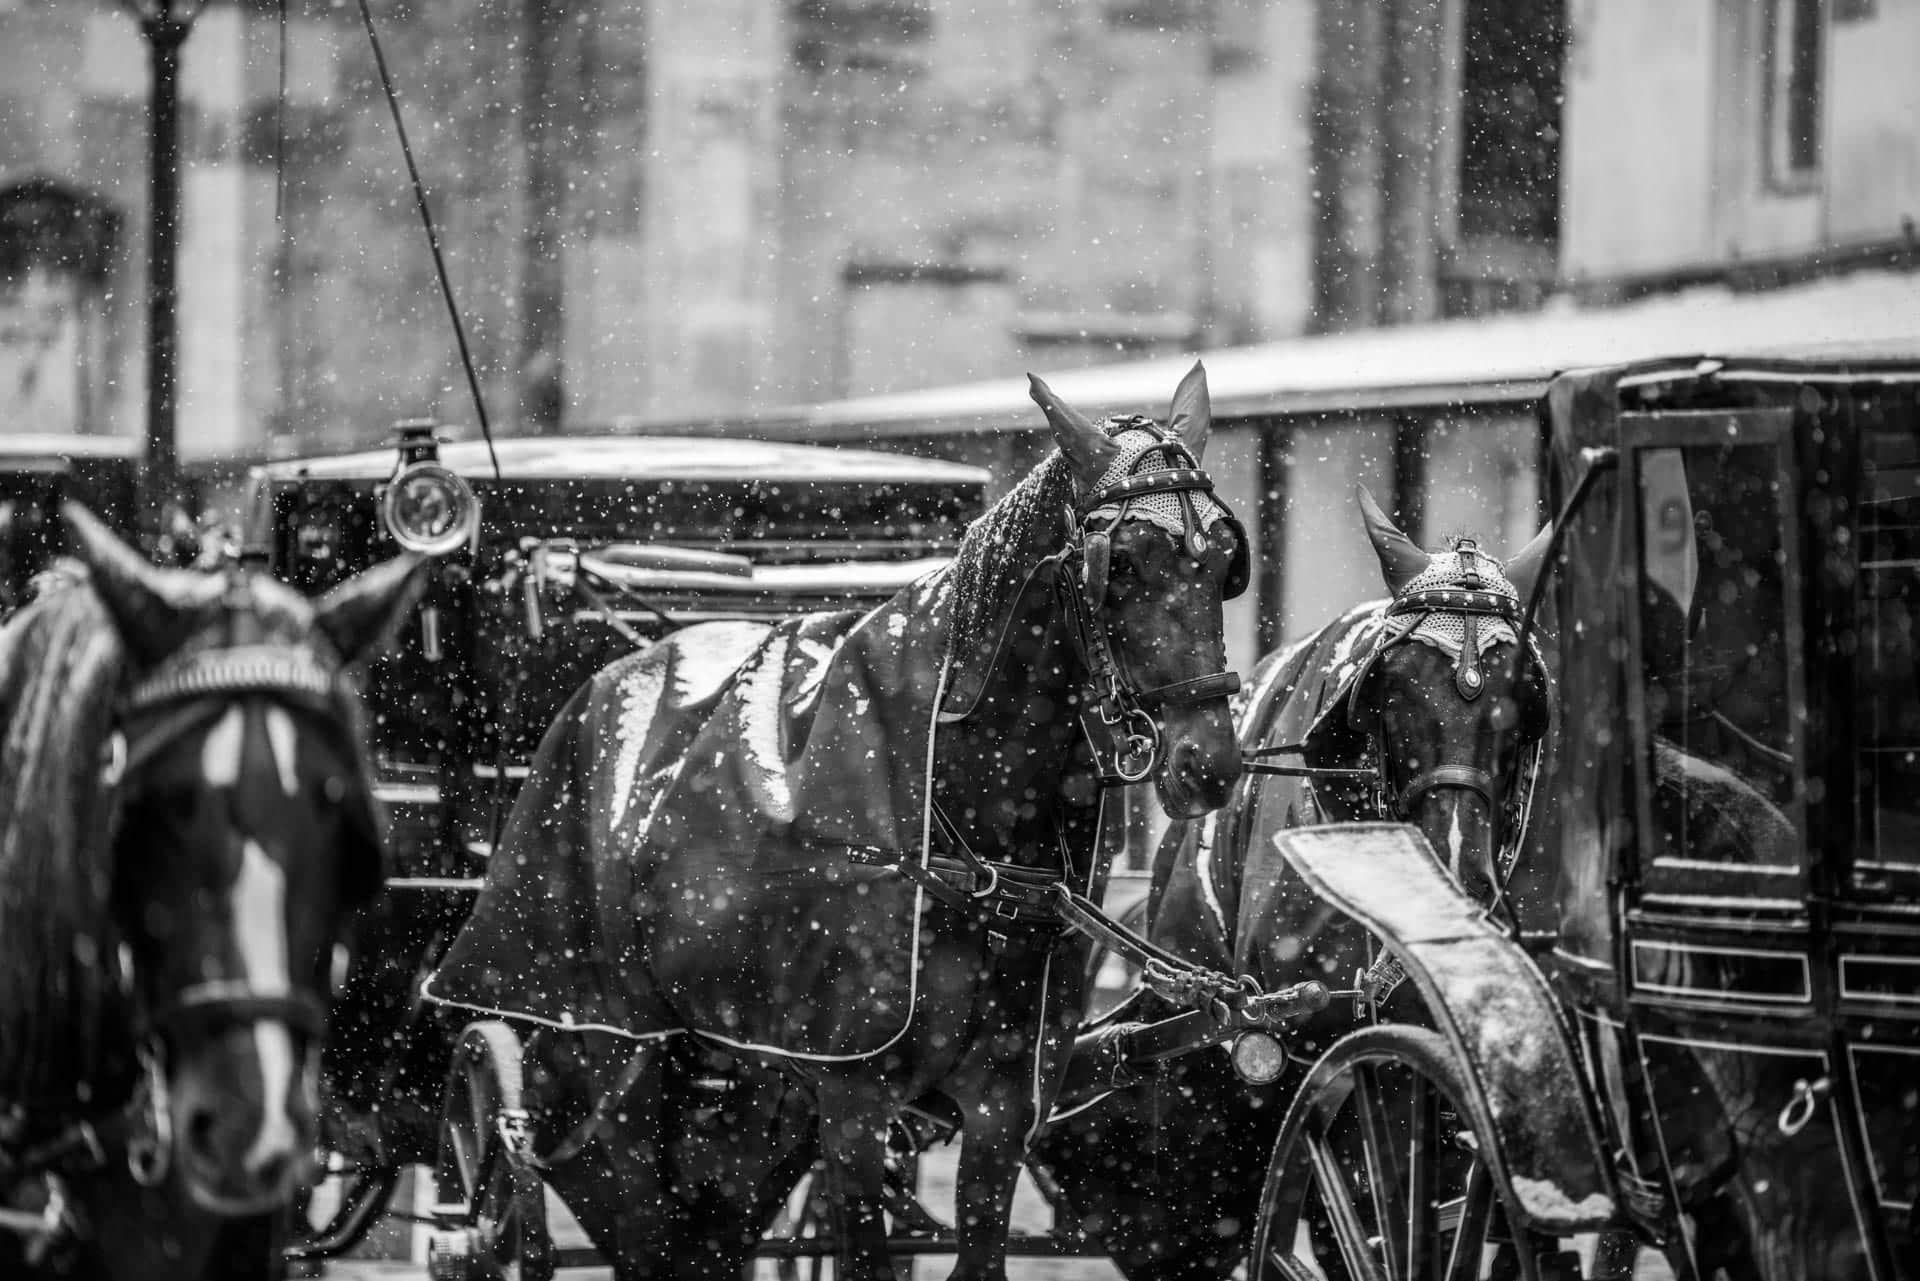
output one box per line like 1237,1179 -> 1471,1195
239,425 -> 991,1267
0,435 -> 140,612
1238,353 -> 1920,1280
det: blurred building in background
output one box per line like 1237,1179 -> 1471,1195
0,0 -> 1913,461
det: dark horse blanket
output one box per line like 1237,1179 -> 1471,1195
427,570 -> 977,1058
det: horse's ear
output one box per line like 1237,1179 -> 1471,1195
59,501 -> 204,664
1503,522 -> 1553,603
1355,484 -> 1428,594
1028,373 -> 1119,484
315,553 -> 430,664
1166,360 -> 1212,461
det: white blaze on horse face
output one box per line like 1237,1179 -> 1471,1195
231,838 -> 300,1173
201,706 -> 246,787
263,705 -> 301,797
1447,803 -> 1465,875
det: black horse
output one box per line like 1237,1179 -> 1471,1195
0,506 -> 423,1279
1032,486 -> 1552,1280
425,365 -> 1247,1281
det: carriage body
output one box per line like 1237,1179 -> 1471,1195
245,432 -> 985,882
1544,355 -> 1920,1276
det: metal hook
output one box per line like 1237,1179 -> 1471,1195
127,1045 -> 172,1187
101,732 -> 127,788
1777,1076 -> 1830,1138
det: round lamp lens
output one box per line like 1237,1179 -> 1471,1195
381,462 -> 478,554
396,474 -> 457,541
1229,1031 -> 1288,1085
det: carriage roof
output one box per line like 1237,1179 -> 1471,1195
249,434 -> 990,488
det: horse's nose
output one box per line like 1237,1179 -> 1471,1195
1171,728 -> 1241,809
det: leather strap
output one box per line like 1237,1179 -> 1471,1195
1138,671 -> 1242,708
1393,763 -> 1497,817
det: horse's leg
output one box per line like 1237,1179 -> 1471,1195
944,1057 -> 1036,1281
528,1031 -> 679,1280
816,1074 -> 899,1281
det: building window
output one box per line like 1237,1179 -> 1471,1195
1765,0 -> 1825,187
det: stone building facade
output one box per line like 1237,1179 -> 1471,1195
6,0 -> 1908,462
0,0 -> 1325,457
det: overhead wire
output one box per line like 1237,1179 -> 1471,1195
352,0 -> 503,482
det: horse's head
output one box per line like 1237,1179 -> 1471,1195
1028,363 -> 1245,818
1344,487 -> 1553,904
63,505 -> 424,1213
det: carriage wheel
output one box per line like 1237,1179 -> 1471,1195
428,1021 -> 554,1281
1249,1025 -> 1578,1281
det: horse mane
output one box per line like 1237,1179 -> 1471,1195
940,450 -> 1077,704
0,574 -> 129,1100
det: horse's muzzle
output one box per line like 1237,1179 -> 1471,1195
1158,712 -> 1242,817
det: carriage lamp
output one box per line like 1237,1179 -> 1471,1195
379,418 -> 481,556
1229,1030 -> 1288,1085
381,461 -> 480,556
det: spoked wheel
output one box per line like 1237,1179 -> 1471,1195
1249,1025 -> 1578,1281
428,1020 -> 554,1281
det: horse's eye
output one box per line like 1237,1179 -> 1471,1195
1107,555 -> 1139,599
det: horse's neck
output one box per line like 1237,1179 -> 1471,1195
936,598 -> 1082,865
0,939 -> 139,1118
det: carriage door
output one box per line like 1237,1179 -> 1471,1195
1620,409 -> 1880,1278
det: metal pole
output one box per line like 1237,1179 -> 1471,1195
143,13 -> 189,531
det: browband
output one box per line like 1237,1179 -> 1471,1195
1386,588 -> 1519,621
1082,466 -> 1215,513
124,644 -> 338,715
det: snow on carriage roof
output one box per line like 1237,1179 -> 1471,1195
0,434 -> 144,460
736,270 -> 1920,438
253,434 -> 990,486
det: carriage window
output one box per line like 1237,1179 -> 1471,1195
1858,426 -> 1920,871
1635,442 -> 1800,867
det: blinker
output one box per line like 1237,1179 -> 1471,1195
1082,530 -> 1111,604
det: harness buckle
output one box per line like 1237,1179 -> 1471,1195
126,1046 -> 171,1188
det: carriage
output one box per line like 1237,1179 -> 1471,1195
1224,351 -> 1920,1281
272,349 -> 1918,1281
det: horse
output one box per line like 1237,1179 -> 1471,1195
0,505 -> 425,1279
1031,485 -> 1553,1280
423,363 -> 1248,1281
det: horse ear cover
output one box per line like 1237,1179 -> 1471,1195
1028,372 -> 1120,483
1356,484 -> 1429,595
60,501 -> 213,666
314,554 -> 431,664
1165,359 -> 1211,462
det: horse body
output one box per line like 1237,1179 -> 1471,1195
0,507 -> 422,1279
425,367 -> 1244,1281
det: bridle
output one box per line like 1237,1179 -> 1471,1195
1050,418 -> 1248,785
1368,582 -> 1529,822
92,638 -> 373,1188
1250,547 -> 1551,877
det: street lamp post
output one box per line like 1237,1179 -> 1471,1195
121,0 -> 205,536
